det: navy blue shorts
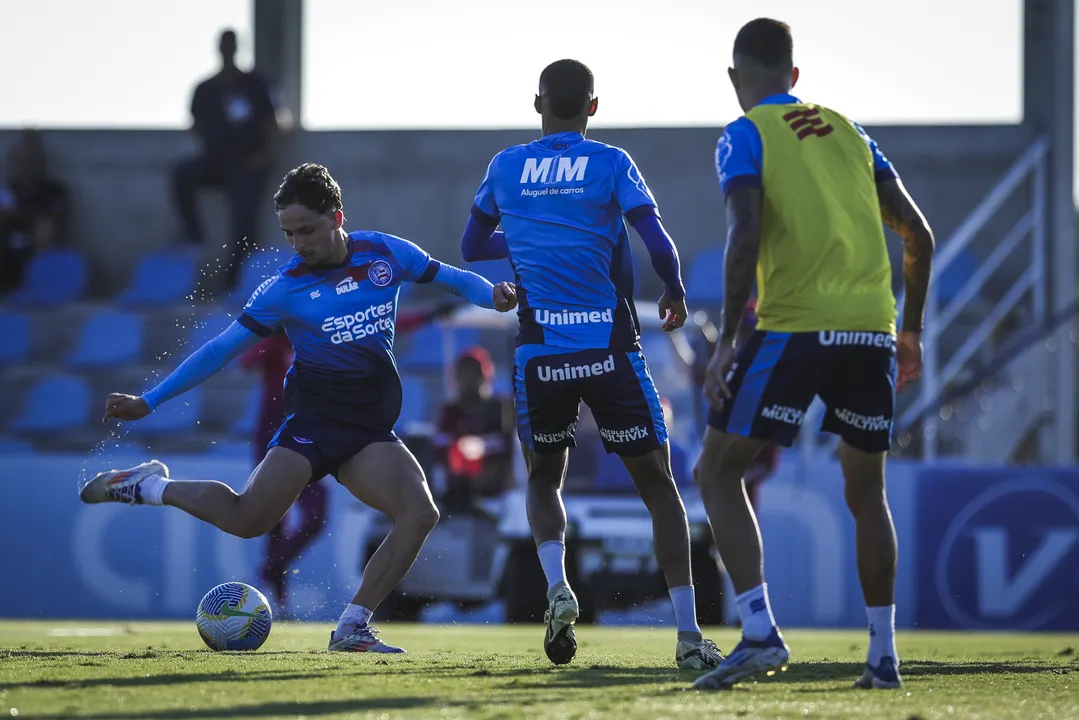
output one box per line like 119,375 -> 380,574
269,412 -> 401,483
709,330 -> 897,453
514,345 -> 667,457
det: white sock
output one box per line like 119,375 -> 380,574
334,603 -> 372,638
668,585 -> 702,637
140,474 -> 170,506
537,540 -> 567,591
867,605 -> 898,667
735,583 -> 777,641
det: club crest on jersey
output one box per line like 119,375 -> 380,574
368,260 -> 393,287
336,277 -> 360,295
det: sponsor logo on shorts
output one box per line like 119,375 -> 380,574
322,301 -> 395,345
537,354 -> 615,382
292,437 -> 314,444
818,331 -> 895,348
336,277 -> 360,295
368,260 -> 393,287
833,408 -> 891,432
533,421 -> 578,446
534,308 -> 614,326
599,426 -> 650,443
760,404 -> 805,426
310,289 -> 321,299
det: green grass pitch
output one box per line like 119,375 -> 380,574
1,621 -> 1077,719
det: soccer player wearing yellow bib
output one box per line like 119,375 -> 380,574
692,19 -> 934,691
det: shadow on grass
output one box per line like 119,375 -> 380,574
7,671 -> 314,690
32,697 -> 438,720
789,659 -> 1070,693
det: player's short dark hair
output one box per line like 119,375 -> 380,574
539,59 -> 594,120
733,18 -> 793,71
274,163 -> 343,214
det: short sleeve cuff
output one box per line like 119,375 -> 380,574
625,204 -> 659,225
722,174 -> 763,196
417,259 -> 441,284
470,204 -> 500,226
238,313 -> 274,338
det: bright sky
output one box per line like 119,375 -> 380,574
0,0 -> 1031,129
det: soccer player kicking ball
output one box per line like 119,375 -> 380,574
80,163 -> 517,654
692,19 -> 934,690
460,60 -> 723,670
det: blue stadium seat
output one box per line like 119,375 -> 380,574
397,325 -> 480,372
937,249 -> 979,305
127,387 -> 204,435
0,312 -> 31,365
6,250 -> 87,307
9,374 -> 92,432
468,260 -> 515,285
685,248 -> 724,306
231,385 -> 261,436
0,436 -> 33,453
117,250 -> 199,307
397,376 -> 430,430
229,248 -> 290,304
67,310 -> 144,367
188,311 -> 234,349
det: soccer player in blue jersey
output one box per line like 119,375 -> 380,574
460,59 -> 723,669
80,163 -> 517,653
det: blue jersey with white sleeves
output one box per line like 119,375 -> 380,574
715,93 -> 898,197
472,131 -> 656,350
238,231 -> 439,428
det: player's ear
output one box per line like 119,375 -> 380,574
534,94 -> 542,115
790,66 -> 800,89
332,210 -> 344,229
727,67 -> 739,92
588,97 -> 598,117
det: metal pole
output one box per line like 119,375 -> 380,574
1048,0 -> 1076,464
254,0 -> 303,128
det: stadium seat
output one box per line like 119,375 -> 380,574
127,386 -> 204,435
397,376 -> 431,431
5,250 -> 87,307
397,325 -> 480,372
67,310 -> 144,367
937,248 -> 979,305
188,311 -> 234,349
229,248 -> 290,304
0,436 -> 33,453
117,250 -> 199,307
685,248 -> 724,306
231,385 -> 261,436
0,312 -> 31,365
468,259 -> 515,285
9,374 -> 92,432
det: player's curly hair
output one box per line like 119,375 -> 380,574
274,163 -> 343,214
539,59 -> 594,120
734,18 -> 793,71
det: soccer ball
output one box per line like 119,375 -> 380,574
196,582 -> 273,651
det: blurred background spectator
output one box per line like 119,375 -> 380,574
172,29 -> 280,292
434,347 -> 514,512
0,129 -> 69,293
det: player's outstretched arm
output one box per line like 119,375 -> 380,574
878,178 -> 934,334
103,322 -> 261,423
431,263 -> 517,312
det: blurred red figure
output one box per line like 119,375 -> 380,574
435,347 -> 514,510
242,330 -> 328,609
248,305 -> 463,607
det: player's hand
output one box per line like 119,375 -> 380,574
704,339 -> 735,410
658,291 -> 688,333
493,282 -> 517,312
896,331 -> 923,393
102,393 -> 151,423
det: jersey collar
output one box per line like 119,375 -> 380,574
538,131 -> 585,147
757,92 -> 801,107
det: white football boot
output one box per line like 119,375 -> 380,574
544,581 -> 579,665
79,460 -> 170,505
328,625 -> 406,653
676,637 -> 724,670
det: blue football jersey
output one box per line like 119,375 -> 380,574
473,131 -> 656,350
238,231 -> 437,428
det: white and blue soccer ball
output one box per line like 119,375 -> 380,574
196,582 -> 273,651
